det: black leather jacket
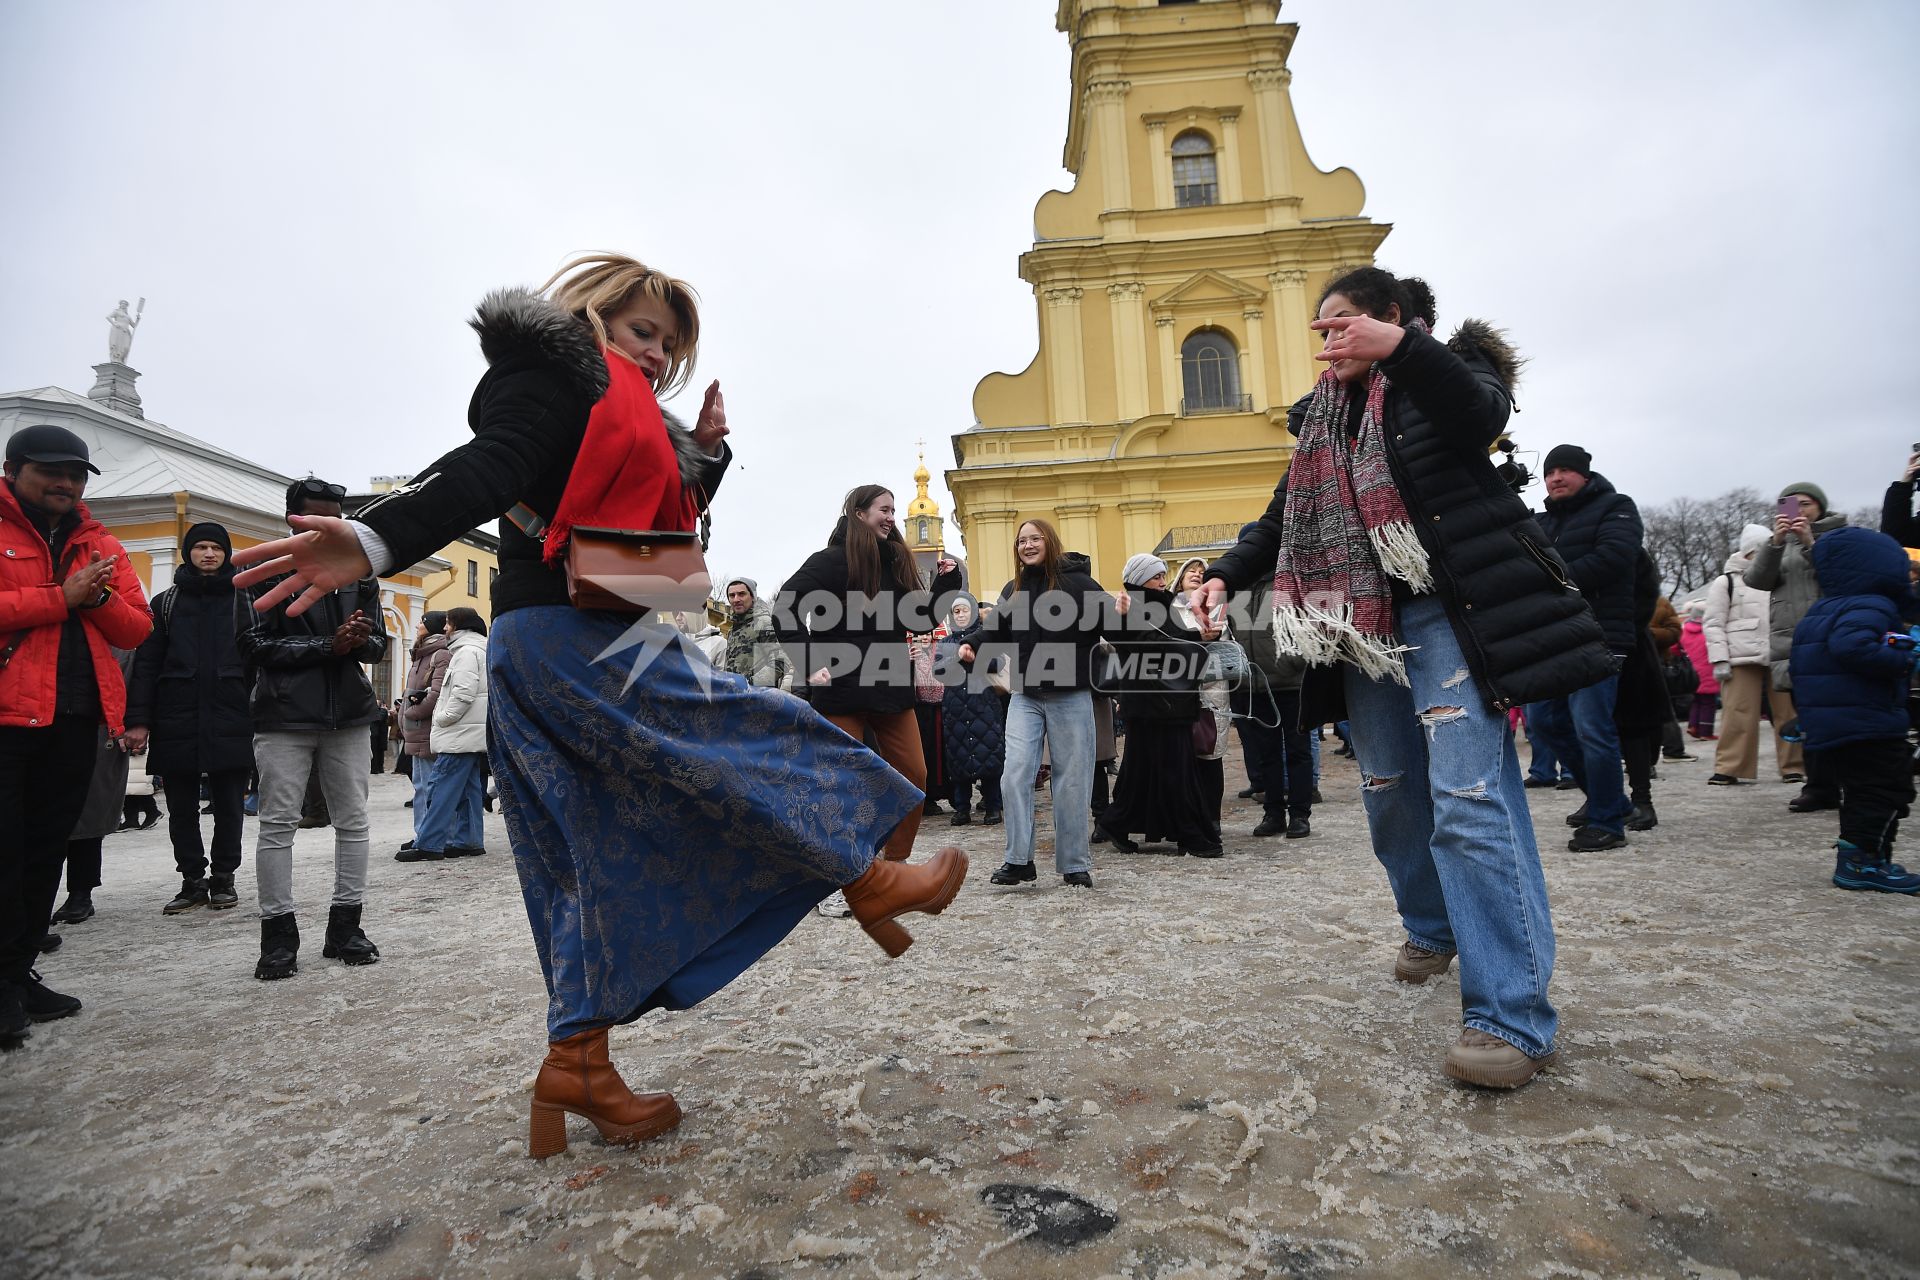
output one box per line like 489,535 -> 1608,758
236,574 -> 388,732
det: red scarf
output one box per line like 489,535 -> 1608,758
543,351 -> 697,566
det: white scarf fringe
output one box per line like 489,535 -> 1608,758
1271,600 -> 1416,687
1369,520 -> 1434,595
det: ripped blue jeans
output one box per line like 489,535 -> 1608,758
1342,594 -> 1558,1059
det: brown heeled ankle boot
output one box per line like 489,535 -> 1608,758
527,1027 -> 682,1159
842,844 -> 968,958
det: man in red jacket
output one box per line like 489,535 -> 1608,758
0,425 -> 151,1047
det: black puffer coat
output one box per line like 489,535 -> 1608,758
774,522 -> 962,716
1109,587 -> 1204,723
1613,550 -> 1675,736
977,552 -> 1122,695
1536,472 -> 1644,654
125,564 -> 254,775
1205,321 -> 1614,724
236,575 -> 388,732
937,624 -> 1005,781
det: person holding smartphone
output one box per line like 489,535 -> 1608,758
1878,446 -> 1920,550
1745,482 -> 1849,812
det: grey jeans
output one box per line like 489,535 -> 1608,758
253,728 -> 371,917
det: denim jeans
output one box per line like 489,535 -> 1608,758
410,753 -> 436,841
1343,594 -> 1559,1059
1526,672 -> 1631,834
1000,689 -> 1094,875
950,774 -> 1003,816
418,752 -> 486,852
253,728 -> 371,917
1525,732 -> 1563,783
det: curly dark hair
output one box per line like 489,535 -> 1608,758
1318,266 -> 1437,329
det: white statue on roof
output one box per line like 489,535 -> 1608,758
106,298 -> 144,363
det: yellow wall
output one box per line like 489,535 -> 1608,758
423,537 -> 499,618
950,0 -> 1388,592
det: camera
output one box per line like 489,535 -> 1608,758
1494,439 -> 1533,495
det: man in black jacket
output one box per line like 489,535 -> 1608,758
1882,449 -> 1920,549
124,521 -> 254,916
237,479 -> 389,981
1525,445 -> 1642,851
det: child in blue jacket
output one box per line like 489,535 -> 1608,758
1789,526 -> 1920,893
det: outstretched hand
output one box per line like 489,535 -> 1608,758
1187,578 -> 1229,618
1310,314 -> 1404,366
232,515 -> 372,616
693,380 -> 729,453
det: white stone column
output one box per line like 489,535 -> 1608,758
1268,268 -> 1313,401
1107,281 -> 1149,422
1088,79 -> 1132,213
1155,314 -> 1179,415
1043,287 -> 1088,425
1145,120 -> 1171,209
1217,110 -> 1243,204
1247,67 -> 1296,218
1241,307 -> 1269,412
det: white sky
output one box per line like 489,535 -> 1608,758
3,0 -> 1915,592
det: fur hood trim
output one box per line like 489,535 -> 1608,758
470,287 -> 710,496
1447,318 -> 1524,391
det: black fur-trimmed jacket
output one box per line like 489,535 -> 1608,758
1204,321 -> 1614,724
1536,471 -> 1644,654
354,289 -> 731,618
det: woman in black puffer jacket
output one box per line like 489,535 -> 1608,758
1195,267 -> 1612,1091
776,484 -> 962,864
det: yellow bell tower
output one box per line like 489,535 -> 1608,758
947,0 -> 1390,592
903,443 -> 946,579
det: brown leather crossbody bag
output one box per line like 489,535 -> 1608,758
507,493 -> 713,616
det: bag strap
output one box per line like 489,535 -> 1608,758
507,481 -> 714,553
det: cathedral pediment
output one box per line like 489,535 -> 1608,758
1149,270 -> 1264,313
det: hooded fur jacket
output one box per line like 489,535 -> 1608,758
1205,321 -> 1614,725
354,288 -> 732,618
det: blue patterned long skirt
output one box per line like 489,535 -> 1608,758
488,607 -> 923,1039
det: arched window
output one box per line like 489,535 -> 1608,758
1171,131 -> 1218,208
1181,329 -> 1242,414
917,517 -> 930,545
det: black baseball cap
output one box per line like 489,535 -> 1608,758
5,424 -> 100,475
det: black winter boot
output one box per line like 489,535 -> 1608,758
207,875 -> 239,910
51,890 -> 95,924
163,878 -> 210,915
255,914 -> 299,981
322,903 -> 380,966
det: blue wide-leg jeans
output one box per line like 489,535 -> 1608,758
1343,595 -> 1559,1059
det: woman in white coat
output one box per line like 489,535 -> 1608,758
1703,524 -> 1799,784
417,607 -> 490,859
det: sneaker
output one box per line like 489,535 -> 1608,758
207,876 -> 239,910
1568,825 -> 1628,852
1707,774 -> 1742,786
1062,871 -> 1094,889
50,891 -> 94,925
14,971 -> 81,1022
1393,942 -> 1455,985
1781,772 -> 1806,784
816,890 -> 853,918
1443,1029 -> 1556,1089
1833,846 -> 1920,894
1251,818 -> 1284,838
989,862 -> 1038,886
1626,803 -> 1658,832
1564,804 -> 1589,828
162,878 -> 209,915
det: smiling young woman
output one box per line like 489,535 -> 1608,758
231,252 -> 966,1158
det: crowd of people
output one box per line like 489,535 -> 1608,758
6,254 -> 1915,1132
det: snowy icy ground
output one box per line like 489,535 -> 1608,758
3,742 -> 1916,1280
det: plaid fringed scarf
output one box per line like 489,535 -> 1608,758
1272,320 -> 1434,684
